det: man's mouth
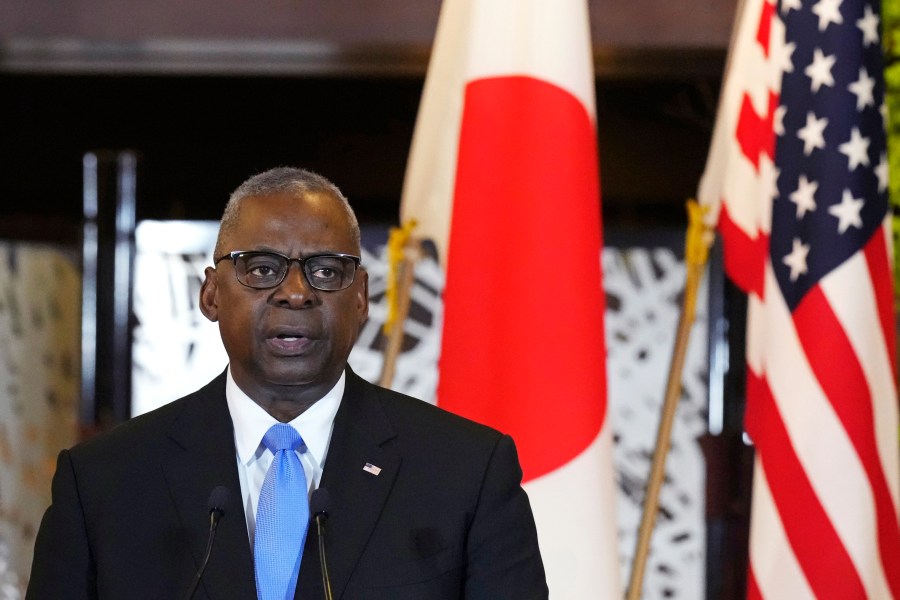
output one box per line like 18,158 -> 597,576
267,332 -> 312,354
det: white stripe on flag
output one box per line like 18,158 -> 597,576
524,427 -> 620,599
749,461 -> 817,600
762,264 -> 892,599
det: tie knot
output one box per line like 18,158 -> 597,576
262,423 -> 306,453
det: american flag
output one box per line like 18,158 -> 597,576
698,0 -> 900,597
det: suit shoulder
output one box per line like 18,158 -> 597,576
368,384 -> 504,446
70,375 -> 224,459
69,397 -> 185,461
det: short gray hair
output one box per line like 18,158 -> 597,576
214,167 -> 361,256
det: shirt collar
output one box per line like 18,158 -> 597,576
226,367 -> 344,468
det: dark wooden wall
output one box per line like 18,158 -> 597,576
0,0 -> 735,52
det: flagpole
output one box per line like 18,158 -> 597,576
378,222 -> 422,389
626,201 -> 712,600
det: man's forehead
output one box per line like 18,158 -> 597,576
237,191 -> 343,223
245,189 -> 336,208
224,191 -> 356,248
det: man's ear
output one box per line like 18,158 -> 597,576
356,268 -> 369,324
199,266 -> 220,323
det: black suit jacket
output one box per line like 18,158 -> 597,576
27,369 -> 548,599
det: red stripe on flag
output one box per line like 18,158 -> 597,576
439,75 -> 605,483
735,91 -> 777,170
756,0 -> 774,57
792,287 -> 900,597
717,203 -> 767,297
863,227 -> 897,375
746,565 -> 763,600
744,370 -> 867,598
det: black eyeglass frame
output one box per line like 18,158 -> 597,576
213,250 -> 362,291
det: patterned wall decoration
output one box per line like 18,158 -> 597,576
605,243 -> 709,599
131,221 -> 709,598
0,242 -> 80,599
131,221 -> 227,416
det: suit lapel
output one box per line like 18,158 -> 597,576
161,373 -> 257,600
311,369 -> 401,599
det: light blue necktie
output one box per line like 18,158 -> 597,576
255,423 -> 310,600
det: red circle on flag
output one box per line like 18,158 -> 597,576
438,76 -> 607,483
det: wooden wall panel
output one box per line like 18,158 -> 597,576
0,0 -> 737,75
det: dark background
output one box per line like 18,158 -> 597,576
1,71 -> 720,237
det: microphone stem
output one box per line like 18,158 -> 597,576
316,515 -> 333,600
182,511 -> 221,600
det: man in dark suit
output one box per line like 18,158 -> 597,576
27,167 -> 548,599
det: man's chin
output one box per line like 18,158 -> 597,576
264,364 -> 342,390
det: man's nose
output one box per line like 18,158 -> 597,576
273,263 -> 318,306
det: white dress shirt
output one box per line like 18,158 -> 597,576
225,367 -> 343,547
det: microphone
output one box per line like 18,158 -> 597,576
181,486 -> 229,600
310,487 -> 333,600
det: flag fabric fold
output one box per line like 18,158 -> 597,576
401,0 -> 621,597
698,0 -> 900,597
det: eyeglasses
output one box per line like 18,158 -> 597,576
214,250 -> 361,291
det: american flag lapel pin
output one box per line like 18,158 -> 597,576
363,462 -> 382,476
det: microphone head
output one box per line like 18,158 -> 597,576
207,485 -> 230,516
310,487 -> 330,518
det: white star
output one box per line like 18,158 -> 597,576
828,189 -> 865,233
789,175 -> 818,218
857,4 -> 881,47
848,67 -> 876,111
805,48 -> 836,92
812,0 -> 844,31
875,153 -> 888,192
797,111 -> 828,155
783,238 -> 810,282
774,105 -> 787,136
774,41 -> 797,75
838,127 -> 871,169
782,0 -> 802,13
